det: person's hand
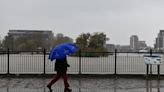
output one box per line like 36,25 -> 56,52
67,64 -> 70,67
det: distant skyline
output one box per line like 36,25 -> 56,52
1,0 -> 164,47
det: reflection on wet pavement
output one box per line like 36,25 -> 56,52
0,76 -> 163,92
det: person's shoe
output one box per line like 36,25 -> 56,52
64,88 -> 72,92
47,85 -> 52,92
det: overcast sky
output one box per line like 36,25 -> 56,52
1,0 -> 164,47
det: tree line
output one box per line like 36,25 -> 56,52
0,32 -> 109,53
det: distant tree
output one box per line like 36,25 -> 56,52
13,33 -> 53,51
0,37 -> 2,51
2,36 -> 14,50
30,33 -> 49,50
15,37 -> 37,51
14,36 -> 27,50
88,32 -> 109,48
2,32 -> 54,51
26,40 -> 37,51
75,33 -> 90,49
75,32 -> 109,53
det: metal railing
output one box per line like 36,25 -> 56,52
0,49 -> 163,75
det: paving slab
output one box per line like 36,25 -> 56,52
0,76 -> 163,92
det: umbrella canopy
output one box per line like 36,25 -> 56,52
48,42 -> 79,61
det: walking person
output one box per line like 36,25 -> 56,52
47,56 -> 72,92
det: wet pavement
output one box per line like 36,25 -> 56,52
0,75 -> 163,92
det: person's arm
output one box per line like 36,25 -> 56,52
65,57 -> 70,67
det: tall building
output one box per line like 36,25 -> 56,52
55,33 -> 73,43
8,30 -> 53,39
130,35 -> 147,51
154,30 -> 164,50
130,35 -> 138,50
106,44 -> 115,52
56,33 -> 64,39
7,30 -> 53,50
138,41 -> 147,49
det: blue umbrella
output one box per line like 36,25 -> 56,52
48,42 -> 79,61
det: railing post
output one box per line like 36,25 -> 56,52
43,49 -> 46,75
146,49 -> 152,79
79,49 -> 81,74
157,64 -> 160,79
114,49 -> 117,76
150,49 -> 152,56
146,64 -> 149,79
150,49 -> 152,75
7,48 -> 10,74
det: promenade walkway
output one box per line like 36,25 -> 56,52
0,75 -> 163,92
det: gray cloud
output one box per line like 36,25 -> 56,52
1,0 -> 164,46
